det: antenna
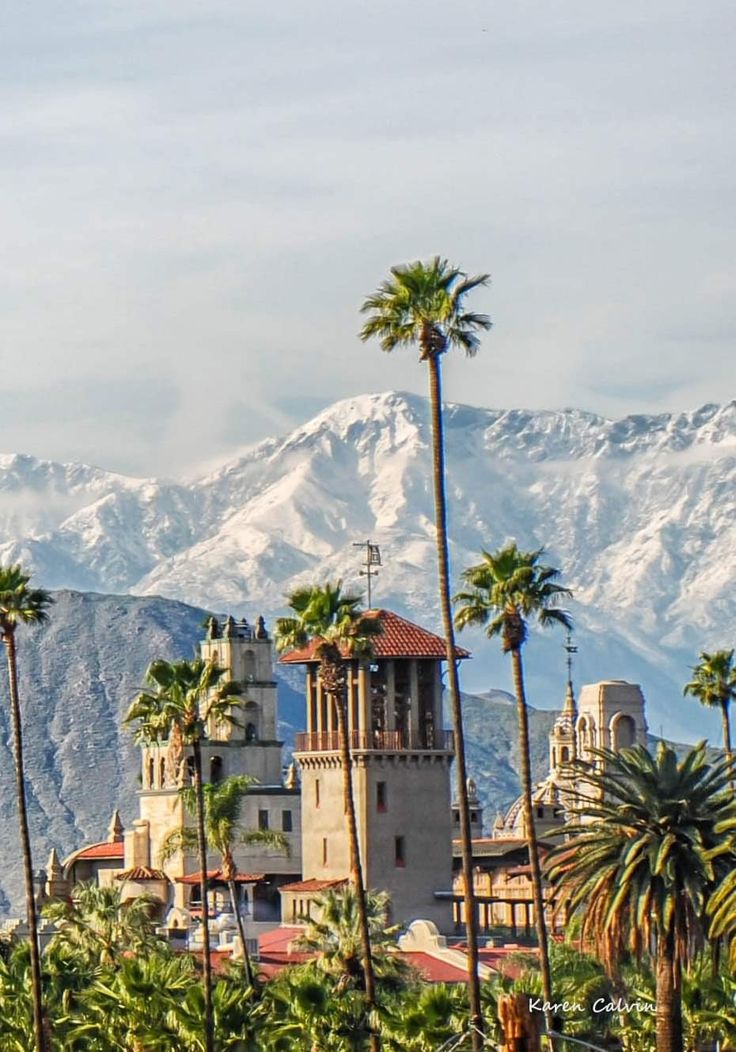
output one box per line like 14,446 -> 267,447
352,539 -> 381,608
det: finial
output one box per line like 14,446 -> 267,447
466,777 -> 478,803
46,848 -> 62,880
563,633 -> 578,717
255,615 -> 268,640
224,615 -> 237,639
108,809 -> 124,843
206,616 -> 221,640
240,617 -> 251,639
285,761 -> 298,789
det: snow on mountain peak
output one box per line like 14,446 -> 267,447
0,391 -> 732,740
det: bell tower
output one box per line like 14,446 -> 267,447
280,609 -> 462,931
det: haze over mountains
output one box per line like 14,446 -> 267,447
1,390 -> 734,741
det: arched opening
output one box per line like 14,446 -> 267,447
611,713 -> 636,751
243,649 -> 256,681
147,756 -> 155,789
561,746 -> 570,763
244,701 -> 260,742
186,756 -> 196,785
210,755 -> 223,783
159,757 -> 166,789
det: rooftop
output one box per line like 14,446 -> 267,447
69,841 -> 125,862
176,870 -> 265,885
279,608 -> 470,663
279,877 -> 348,893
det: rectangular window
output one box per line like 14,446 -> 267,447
258,809 -> 269,831
322,837 -> 328,866
536,806 -> 544,819
315,779 -> 320,808
282,810 -> 293,832
394,836 -> 406,868
376,781 -> 387,812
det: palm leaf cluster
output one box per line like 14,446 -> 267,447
548,742 -> 736,969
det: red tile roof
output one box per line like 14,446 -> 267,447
278,877 -> 348,893
279,609 -> 470,663
259,926 -> 303,953
116,867 -> 168,882
72,841 -> 125,861
401,951 -> 470,984
176,870 -> 265,885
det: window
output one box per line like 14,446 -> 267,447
394,836 -> 406,868
210,756 -> 223,783
322,837 -> 328,866
561,746 -> 570,763
315,779 -> 320,808
258,810 -> 269,831
282,810 -> 293,832
453,811 -> 460,824
470,811 -> 479,822
159,757 -> 166,788
147,757 -> 155,789
536,806 -> 544,819
376,781 -> 387,812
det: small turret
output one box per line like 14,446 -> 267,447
44,847 -> 69,900
206,616 -> 221,640
255,615 -> 268,640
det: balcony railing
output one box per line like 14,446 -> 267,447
294,730 -> 454,753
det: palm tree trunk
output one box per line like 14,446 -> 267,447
426,352 -> 484,1051
4,630 -> 46,1052
332,690 -> 380,1052
655,932 -> 683,1052
720,701 -> 734,790
192,738 -> 215,1052
510,648 -> 554,1026
227,877 -> 255,989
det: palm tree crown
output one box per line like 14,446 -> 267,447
275,581 -> 382,658
547,741 -> 736,1052
684,650 -> 736,710
359,256 -> 491,360
0,564 -> 52,634
454,543 -> 572,650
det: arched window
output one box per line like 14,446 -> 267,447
148,756 -> 155,788
243,650 -> 256,681
159,757 -> 166,788
244,701 -> 260,742
186,756 -> 196,784
561,746 -> 570,763
210,756 -> 223,783
611,714 -> 636,751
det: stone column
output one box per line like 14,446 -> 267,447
409,659 -> 420,747
386,661 -> 396,731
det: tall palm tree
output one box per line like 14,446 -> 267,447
360,257 -> 491,1049
160,774 -> 287,988
453,543 -> 572,1023
546,741 -> 736,1052
275,582 -> 383,1051
125,656 -> 242,1052
684,649 -> 736,787
0,564 -> 53,1052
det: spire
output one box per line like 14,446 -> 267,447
563,632 -> 578,719
47,847 -> 62,881
108,809 -> 124,843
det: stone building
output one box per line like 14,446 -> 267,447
279,609 -> 463,931
62,614 -> 302,943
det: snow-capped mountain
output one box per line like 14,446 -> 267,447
1,391 -> 734,741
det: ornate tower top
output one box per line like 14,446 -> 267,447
108,809 -> 124,843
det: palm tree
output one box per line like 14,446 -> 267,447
160,774 -> 287,988
360,256 -> 491,1049
125,656 -> 242,1052
546,741 -> 736,1052
44,882 -> 160,970
454,543 -> 571,1022
684,649 -> 736,787
275,582 -> 383,1050
294,886 -> 406,990
0,564 -> 53,1052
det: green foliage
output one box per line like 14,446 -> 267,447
359,256 -> 491,360
684,649 -> 736,711
0,563 -> 53,633
274,580 -> 382,663
43,883 -> 160,970
547,741 -> 736,968
454,543 -> 572,652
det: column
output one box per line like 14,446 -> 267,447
358,663 -> 370,737
409,660 -> 420,749
386,662 -> 396,731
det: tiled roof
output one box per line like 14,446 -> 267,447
176,870 -> 265,885
259,926 -> 303,953
72,841 -> 125,861
402,951 -> 470,984
279,608 -> 470,663
116,867 -> 168,882
278,877 -> 348,893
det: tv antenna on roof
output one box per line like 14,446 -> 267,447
353,539 -> 381,608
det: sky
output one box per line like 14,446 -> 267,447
0,0 -> 734,476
